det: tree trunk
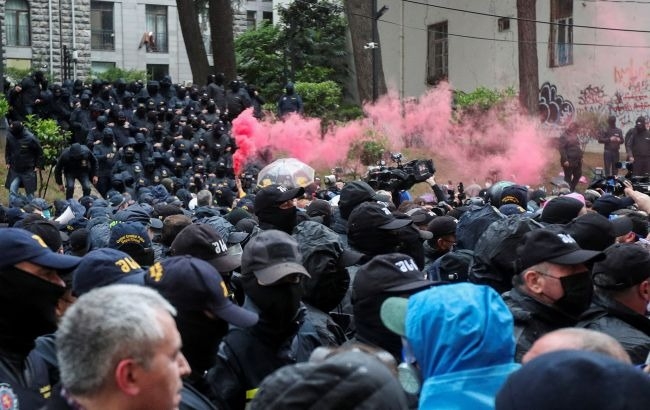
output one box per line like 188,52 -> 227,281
176,0 -> 210,84
517,0 -> 539,115
344,0 -> 387,103
209,0 -> 237,82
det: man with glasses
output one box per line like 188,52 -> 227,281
502,228 -> 604,362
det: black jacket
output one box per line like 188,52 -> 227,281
578,293 -> 650,364
502,287 -> 577,362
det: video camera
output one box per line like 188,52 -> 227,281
365,153 -> 436,192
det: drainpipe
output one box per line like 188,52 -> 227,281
72,0 -> 77,80
49,0 -> 54,79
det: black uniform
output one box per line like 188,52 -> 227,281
578,293 -> 650,364
5,122 -> 44,200
502,287 -> 577,362
54,143 -> 98,199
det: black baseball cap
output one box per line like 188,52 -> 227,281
516,228 -> 604,272
145,256 -> 258,328
241,230 -> 310,285
339,181 -> 383,219
592,243 -> 650,290
352,253 -> 433,301
170,223 -> 242,273
254,184 -> 305,213
348,202 -> 412,232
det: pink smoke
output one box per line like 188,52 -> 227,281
232,83 -> 554,185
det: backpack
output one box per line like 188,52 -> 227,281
455,204 -> 505,251
469,216 -> 543,294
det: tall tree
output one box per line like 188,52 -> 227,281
209,0 -> 237,81
517,0 -> 539,115
344,0 -> 386,103
176,0 -> 210,84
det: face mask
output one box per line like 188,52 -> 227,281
175,310 -> 228,379
0,267 -> 66,355
242,275 -> 303,326
257,207 -> 297,234
552,271 -> 593,318
42,210 -> 51,220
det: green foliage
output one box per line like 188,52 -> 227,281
235,0 -> 348,103
24,115 -> 70,166
347,135 -> 387,166
454,87 -> 517,111
0,94 -> 9,120
235,22 -> 285,99
90,67 -> 149,83
295,81 -> 341,119
277,0 -> 348,87
4,67 -> 32,85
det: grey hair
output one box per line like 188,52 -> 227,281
57,284 -> 177,396
196,189 -> 212,207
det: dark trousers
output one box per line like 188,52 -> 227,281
65,173 -> 91,199
563,161 -> 582,192
603,150 -> 619,176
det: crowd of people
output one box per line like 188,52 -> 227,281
1,71 -> 650,409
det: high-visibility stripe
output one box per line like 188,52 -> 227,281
246,388 -> 259,401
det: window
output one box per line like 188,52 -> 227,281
262,11 -> 273,23
498,17 -> 510,32
549,0 -> 573,67
92,61 -> 116,74
6,0 -> 30,47
246,11 -> 257,30
426,21 -> 448,85
147,64 -> 169,81
91,1 -> 115,50
146,5 -> 168,53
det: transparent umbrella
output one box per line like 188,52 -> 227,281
257,158 -> 315,188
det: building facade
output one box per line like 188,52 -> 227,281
1,0 -> 273,84
378,0 -> 650,130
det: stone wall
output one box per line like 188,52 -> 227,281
2,0 -> 91,83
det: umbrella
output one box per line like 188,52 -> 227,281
257,158 -> 315,188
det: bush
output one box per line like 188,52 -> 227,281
24,115 -> 70,166
296,81 -> 342,119
90,67 -> 148,83
454,87 -> 516,111
0,94 -> 9,120
347,135 -> 387,166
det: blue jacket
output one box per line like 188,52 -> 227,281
405,283 -> 520,409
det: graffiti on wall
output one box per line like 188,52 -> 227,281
538,82 -> 576,125
574,61 -> 650,128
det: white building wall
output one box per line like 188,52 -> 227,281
379,0 -> 650,131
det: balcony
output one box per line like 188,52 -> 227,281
91,29 -> 114,51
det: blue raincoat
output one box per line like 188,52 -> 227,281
405,283 -> 520,409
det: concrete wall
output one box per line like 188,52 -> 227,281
378,0 -> 650,133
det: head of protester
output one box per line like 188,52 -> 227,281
250,348 -> 408,410
502,227 -> 604,362
145,256 -> 258,384
71,247 -> 146,296
381,282 -> 520,408
254,184 -> 305,233
348,202 -> 425,267
352,253 -> 433,360
495,350 -> 650,410
109,221 -> 155,267
577,243 -> 650,364
56,284 -> 191,410
522,328 -> 631,364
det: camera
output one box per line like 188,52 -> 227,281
323,175 -> 336,185
616,161 -> 633,171
365,153 -> 436,192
